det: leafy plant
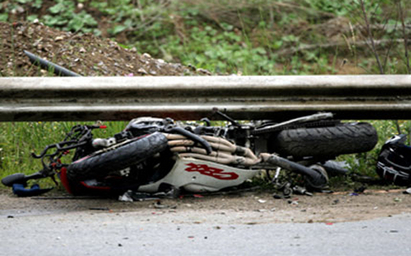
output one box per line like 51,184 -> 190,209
0,13 -> 8,22
41,0 -> 100,34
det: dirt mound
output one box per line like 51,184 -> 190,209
0,21 -> 208,77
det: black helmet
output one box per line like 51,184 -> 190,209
376,134 -> 411,186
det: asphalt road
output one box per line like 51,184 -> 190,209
2,210 -> 411,256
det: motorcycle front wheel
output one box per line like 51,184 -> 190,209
269,122 -> 378,158
66,132 -> 168,182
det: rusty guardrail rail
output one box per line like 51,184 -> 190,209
1,75 -> 411,121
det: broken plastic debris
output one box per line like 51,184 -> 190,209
154,201 -> 169,209
118,192 -> 133,202
288,200 -> 299,205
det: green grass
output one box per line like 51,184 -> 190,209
0,121 -> 128,187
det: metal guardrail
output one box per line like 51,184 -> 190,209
1,75 -> 411,121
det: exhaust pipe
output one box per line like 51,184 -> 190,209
261,153 -> 328,189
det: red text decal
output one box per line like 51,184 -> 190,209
185,163 -> 239,180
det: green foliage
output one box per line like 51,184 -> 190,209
0,13 -> 8,22
2,0 -> 409,75
42,0 -> 100,34
304,0 -> 350,16
132,23 -> 275,74
0,0 -> 100,35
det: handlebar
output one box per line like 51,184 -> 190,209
31,124 -> 105,159
31,140 -> 85,159
1,172 -> 45,187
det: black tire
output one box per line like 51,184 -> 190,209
269,122 -> 378,158
67,132 -> 168,182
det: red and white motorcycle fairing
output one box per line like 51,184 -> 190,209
138,157 -> 259,193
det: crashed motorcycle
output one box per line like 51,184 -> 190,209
1,110 -> 378,198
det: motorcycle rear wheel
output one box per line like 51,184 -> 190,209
66,132 -> 168,182
269,122 -> 378,158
